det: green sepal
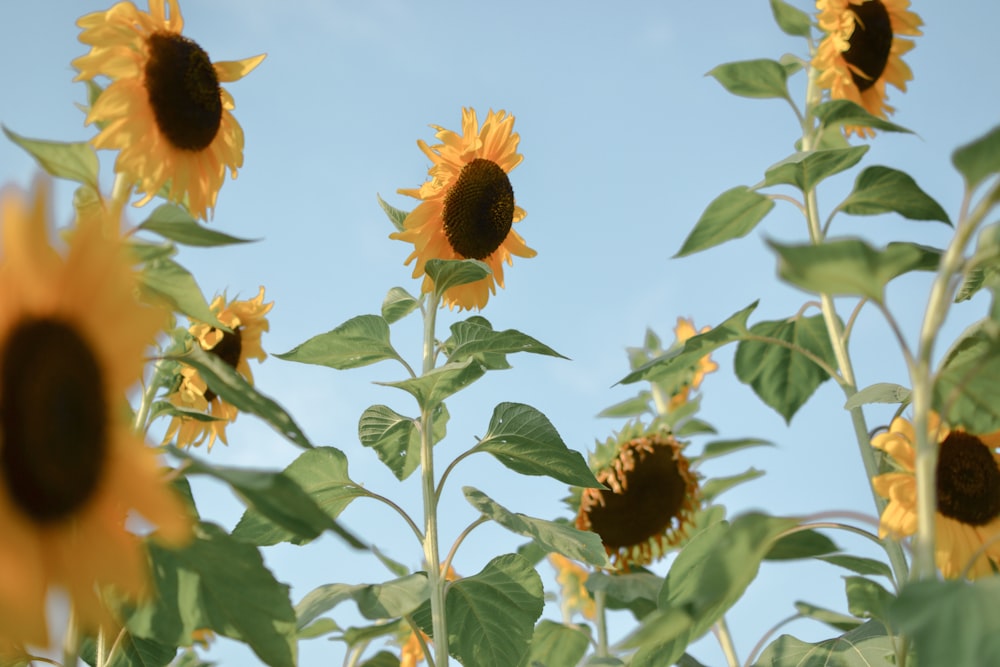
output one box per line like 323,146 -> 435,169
837,166 -> 950,224
357,403 -> 448,481
137,204 -> 257,246
763,146 -> 869,193
2,126 -> 100,189
693,438 -> 773,463
769,0 -> 812,36
706,59 -> 791,100
377,194 -> 409,232
813,99 -> 913,134
952,123 -> 1000,192
277,314 -> 402,370
699,467 -> 765,502
675,186 -> 775,257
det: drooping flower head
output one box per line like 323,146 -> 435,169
0,178 -> 191,646
392,108 -> 536,310
73,0 -> 265,219
813,0 -> 922,137
872,413 -> 1000,578
576,432 -> 701,570
164,287 -> 272,450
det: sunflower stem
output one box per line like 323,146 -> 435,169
713,617 -> 740,667
61,607 -> 80,667
133,359 -> 166,434
594,589 -> 609,657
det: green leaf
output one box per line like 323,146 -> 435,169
88,633 -> 177,667
377,194 -> 409,232
706,59 -> 790,100
618,608 -> 694,667
297,617 -> 339,640
128,240 -> 177,263
845,576 -> 894,626
700,467 -> 766,501
952,124 -> 1000,192
793,601 -> 863,633
769,238 -> 942,302
814,99 -> 913,134
139,259 -> 225,329
137,204 -> 256,246
357,403 -> 447,481
838,166 -> 950,224
769,0 -> 812,36
231,447 -> 366,548
765,529 -> 838,560
817,555 -> 893,579
444,317 -> 567,369
294,574 -> 429,625
843,382 -> 911,410
425,258 -> 491,294
527,621 -> 590,667
416,554 -> 544,667
360,652 -> 400,667
586,571 -> 662,621
763,146 -> 869,193
464,487 -> 611,568
341,620 -> 405,648
381,287 -> 420,324
2,126 -> 99,188
596,392 -> 652,419
933,323 -> 1000,432
171,346 -> 314,449
127,523 -> 297,667
890,578 -> 1000,667
675,187 -> 775,257
734,315 -> 838,422
471,402 -> 601,487
620,302 -> 758,385
695,438 -> 773,462
751,620 -> 894,667
277,315 -> 401,370
380,358 -> 486,409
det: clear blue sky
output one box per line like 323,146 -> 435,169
3,1 -> 999,664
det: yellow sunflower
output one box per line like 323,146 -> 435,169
548,553 -> 596,621
872,414 -> 1000,579
576,433 -> 700,570
73,0 -> 265,220
164,287 -> 272,450
669,318 -> 719,409
0,178 -> 191,646
814,0 -> 922,137
392,108 -> 536,310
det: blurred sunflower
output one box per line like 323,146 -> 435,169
164,287 -> 272,450
814,0 -> 922,137
392,108 -> 536,310
73,0 -> 265,220
0,179 -> 191,646
668,318 -> 719,410
576,432 -> 700,570
872,414 -> 1000,579
548,553 -> 596,621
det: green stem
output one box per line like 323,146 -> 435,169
358,489 -> 423,545
133,359 -> 165,435
594,589 -> 609,657
62,607 -> 80,667
96,627 -> 107,667
713,616 -> 740,667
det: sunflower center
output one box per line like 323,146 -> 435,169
844,0 -> 893,92
145,31 -> 223,151
936,432 -> 1000,526
442,158 -> 515,260
0,318 -> 107,522
201,327 -> 242,402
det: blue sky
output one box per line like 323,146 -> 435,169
3,1 -> 999,664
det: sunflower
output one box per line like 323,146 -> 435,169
576,432 -> 701,570
72,0 -> 265,220
392,108 -> 536,310
669,318 -> 719,409
163,287 -> 272,450
548,553 -> 596,621
872,414 -> 1000,579
813,0 -> 922,137
0,179 -> 191,646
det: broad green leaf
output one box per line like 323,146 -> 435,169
933,323 -> 1000,433
471,402 -> 601,488
765,529 -> 838,560
360,652 -> 400,667
137,204 -> 256,246
675,187 -> 775,257
769,0 -> 812,36
277,315 -> 401,370
139,259 -> 225,329
341,620 -> 405,647
817,555 -> 893,579
890,577 -> 1000,667
464,487 -> 611,568
128,240 -> 177,263
620,302 -> 759,385
379,358 -> 486,409
444,317 -> 567,369
617,607 -> 694,667
3,126 -> 99,188
695,438 -> 773,462
381,287 -> 419,324
769,238 -> 941,302
734,315 -> 838,422
587,571 -> 662,621
297,617 -> 339,640
527,621 -> 589,667
700,467 -> 765,501
763,146 -> 869,193
793,601 -> 863,633
838,166 -> 950,224
843,382 -> 911,409
128,523 -> 297,667
673,417 -> 717,437
425,258 -> 491,294
294,574 -> 429,625
172,346 -> 314,449
845,576 -> 894,626
706,59 -> 790,100
952,123 -> 1000,192
814,99 -> 913,134
357,403 -> 448,481
415,554 -> 544,667
377,194 -> 409,232
751,620 -> 894,667
80,633 -> 177,667
232,447 -> 366,548
596,392 -> 652,419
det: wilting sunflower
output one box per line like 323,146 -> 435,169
73,0 -> 265,220
872,413 -> 1000,579
576,432 -> 700,570
814,0 -> 922,137
164,287 -> 272,450
392,108 -> 536,310
0,179 -> 191,646
669,318 -> 719,409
